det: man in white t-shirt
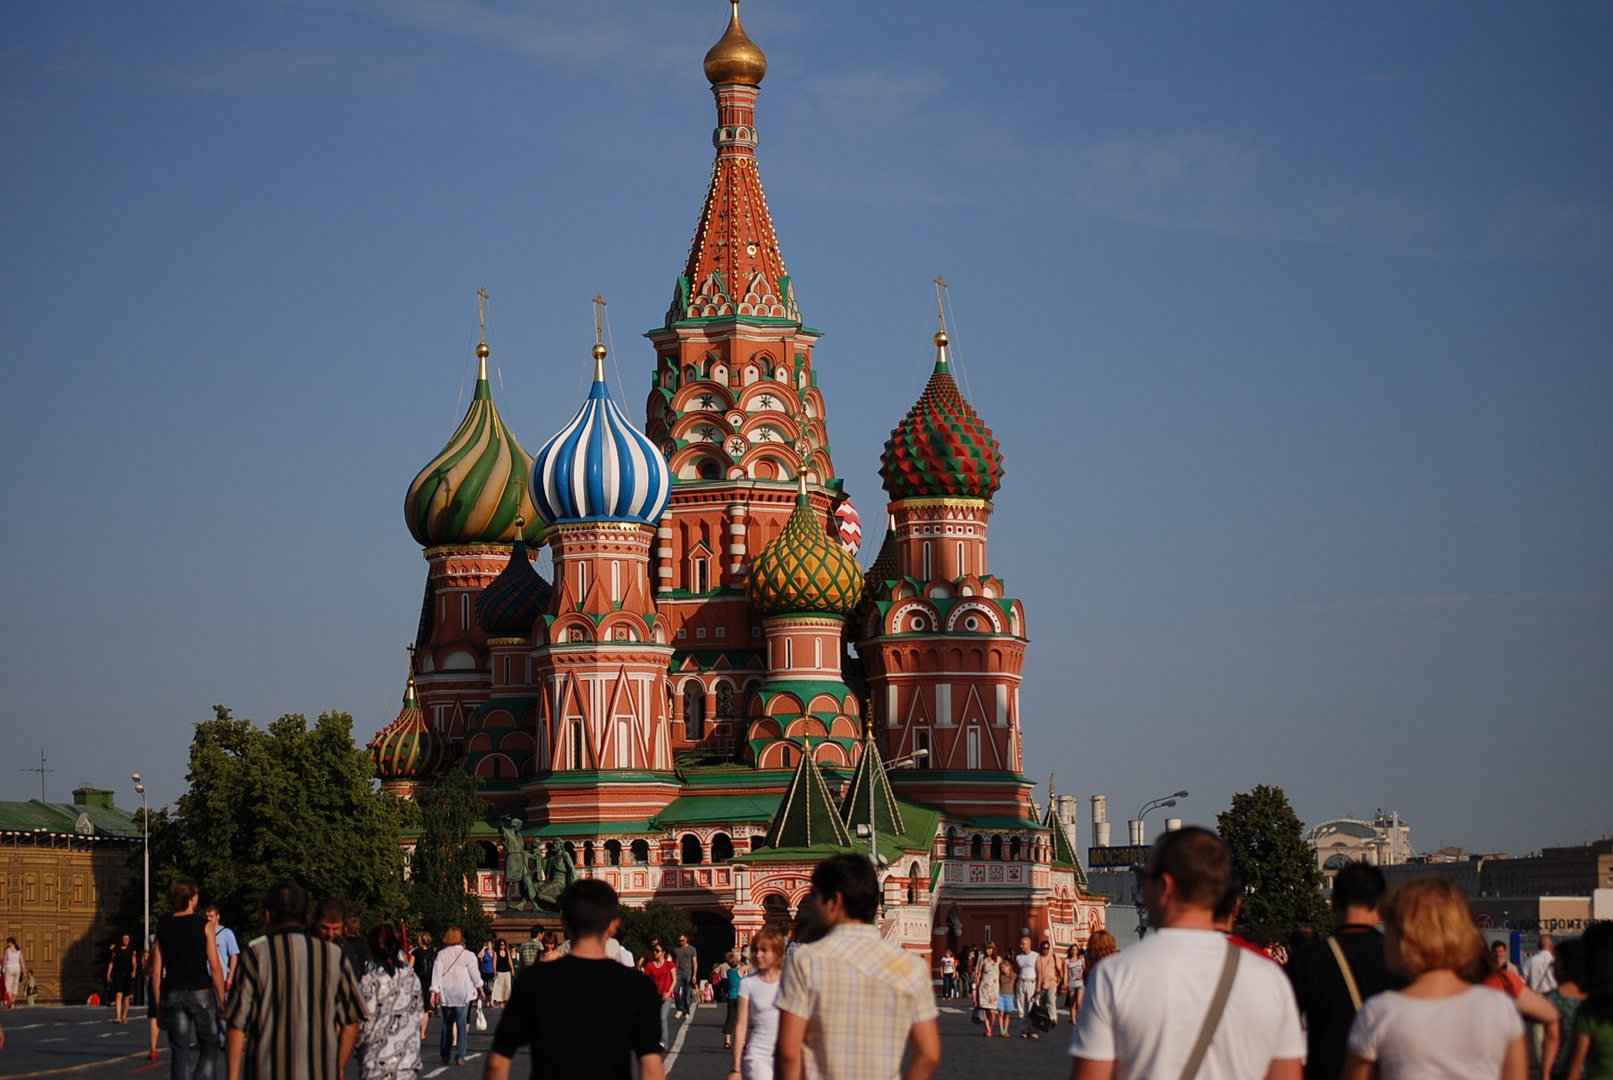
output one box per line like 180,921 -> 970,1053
1068,827 -> 1304,1080
1014,937 -> 1041,1038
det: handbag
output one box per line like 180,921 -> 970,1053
473,1001 -> 488,1031
1030,1000 -> 1054,1032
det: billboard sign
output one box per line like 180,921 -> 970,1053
1088,845 -> 1152,869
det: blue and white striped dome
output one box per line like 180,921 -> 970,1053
531,349 -> 672,525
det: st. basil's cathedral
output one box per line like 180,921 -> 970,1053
367,2 -> 1106,967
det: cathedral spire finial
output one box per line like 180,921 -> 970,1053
704,0 -> 767,87
932,274 -> 950,366
475,286 -> 491,381
591,294 -> 608,382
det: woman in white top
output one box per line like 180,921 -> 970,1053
429,927 -> 484,1067
2,938 -> 23,1008
729,927 -> 787,1080
1343,875 -> 1526,1080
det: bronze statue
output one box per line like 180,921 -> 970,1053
498,817 -> 541,912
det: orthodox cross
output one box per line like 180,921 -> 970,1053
933,273 -> 948,331
406,643 -> 417,676
476,286 -> 490,344
592,293 -> 607,347
21,750 -> 53,802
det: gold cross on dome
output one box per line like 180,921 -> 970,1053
932,274 -> 948,331
592,293 -> 607,346
476,286 -> 490,342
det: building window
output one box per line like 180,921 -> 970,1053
583,841 -> 595,867
784,638 -> 793,669
922,541 -> 932,580
712,833 -> 734,863
681,834 -> 704,865
578,562 -> 589,598
694,558 -> 709,594
971,835 -> 983,860
571,723 -> 585,769
502,656 -> 510,685
605,840 -> 622,866
957,541 -> 965,575
916,730 -> 930,762
611,561 -> 621,603
685,683 -> 706,740
782,745 -> 793,769
630,839 -> 651,865
814,637 -> 823,668
715,685 -> 734,719
616,719 -> 631,768
491,756 -> 502,779
991,835 -> 1004,860
460,593 -> 469,630
966,727 -> 981,769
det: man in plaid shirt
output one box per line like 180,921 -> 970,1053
775,855 -> 941,1080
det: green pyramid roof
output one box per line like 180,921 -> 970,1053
762,746 -> 851,850
839,737 -> 905,839
1045,798 -> 1089,889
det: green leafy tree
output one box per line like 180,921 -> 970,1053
1217,784 -> 1330,945
143,706 -> 410,930
407,768 -> 493,949
616,900 -> 695,962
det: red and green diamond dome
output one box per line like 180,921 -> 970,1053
879,329 -> 1004,501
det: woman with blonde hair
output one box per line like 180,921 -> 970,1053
1342,875 -> 1526,1080
729,928 -> 786,1080
428,926 -> 482,1067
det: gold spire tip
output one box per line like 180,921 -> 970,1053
476,286 -> 491,377
704,0 -> 767,86
591,294 -> 608,380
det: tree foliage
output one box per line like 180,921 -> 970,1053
616,900 -> 695,962
139,706 -> 410,930
407,768 -> 493,950
1217,784 -> 1329,945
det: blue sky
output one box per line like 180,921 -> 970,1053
2,2 -> 1608,856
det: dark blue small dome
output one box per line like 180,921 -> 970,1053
475,532 -> 551,638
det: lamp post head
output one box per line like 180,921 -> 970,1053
131,774 -> 141,783
1173,790 -> 1189,798
1162,799 -> 1176,808
135,784 -> 145,795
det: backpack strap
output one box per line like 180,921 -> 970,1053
1178,940 -> 1241,1080
1328,937 -> 1363,1012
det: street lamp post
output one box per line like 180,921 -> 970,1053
1129,789 -> 1187,938
857,749 -> 927,865
132,774 -> 148,950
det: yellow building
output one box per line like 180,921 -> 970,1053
1,788 -> 140,1004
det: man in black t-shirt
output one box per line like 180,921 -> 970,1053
1286,861 -> 1404,1080
485,880 -> 663,1080
150,877 -> 227,1080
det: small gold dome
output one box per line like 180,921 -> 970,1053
934,329 -> 949,348
704,1 -> 767,86
476,342 -> 490,360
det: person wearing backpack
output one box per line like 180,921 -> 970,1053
1068,827 -> 1304,1080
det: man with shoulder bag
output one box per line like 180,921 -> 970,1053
1068,827 -> 1305,1080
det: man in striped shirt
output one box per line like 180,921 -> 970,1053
224,882 -> 366,1080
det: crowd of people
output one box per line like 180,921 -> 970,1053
11,824 -> 1609,1080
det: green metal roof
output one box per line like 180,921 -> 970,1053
651,793 -> 781,828
966,816 -> 1046,831
839,737 -> 905,838
763,751 -> 850,849
0,799 -> 139,838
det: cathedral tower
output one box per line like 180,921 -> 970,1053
524,325 -> 679,824
859,315 -> 1031,820
403,300 -> 544,752
643,1 -> 858,759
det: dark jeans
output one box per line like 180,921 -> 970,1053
674,973 -> 694,1013
438,1004 -> 468,1064
162,989 -> 219,1080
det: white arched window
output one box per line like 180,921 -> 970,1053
611,561 -> 621,603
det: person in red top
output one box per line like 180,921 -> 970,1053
1473,945 -> 1563,1073
644,939 -> 677,1053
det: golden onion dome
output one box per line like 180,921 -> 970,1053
704,1 -> 767,86
745,475 -> 863,618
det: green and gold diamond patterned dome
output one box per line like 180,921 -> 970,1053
368,675 -> 450,782
746,475 -> 864,618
